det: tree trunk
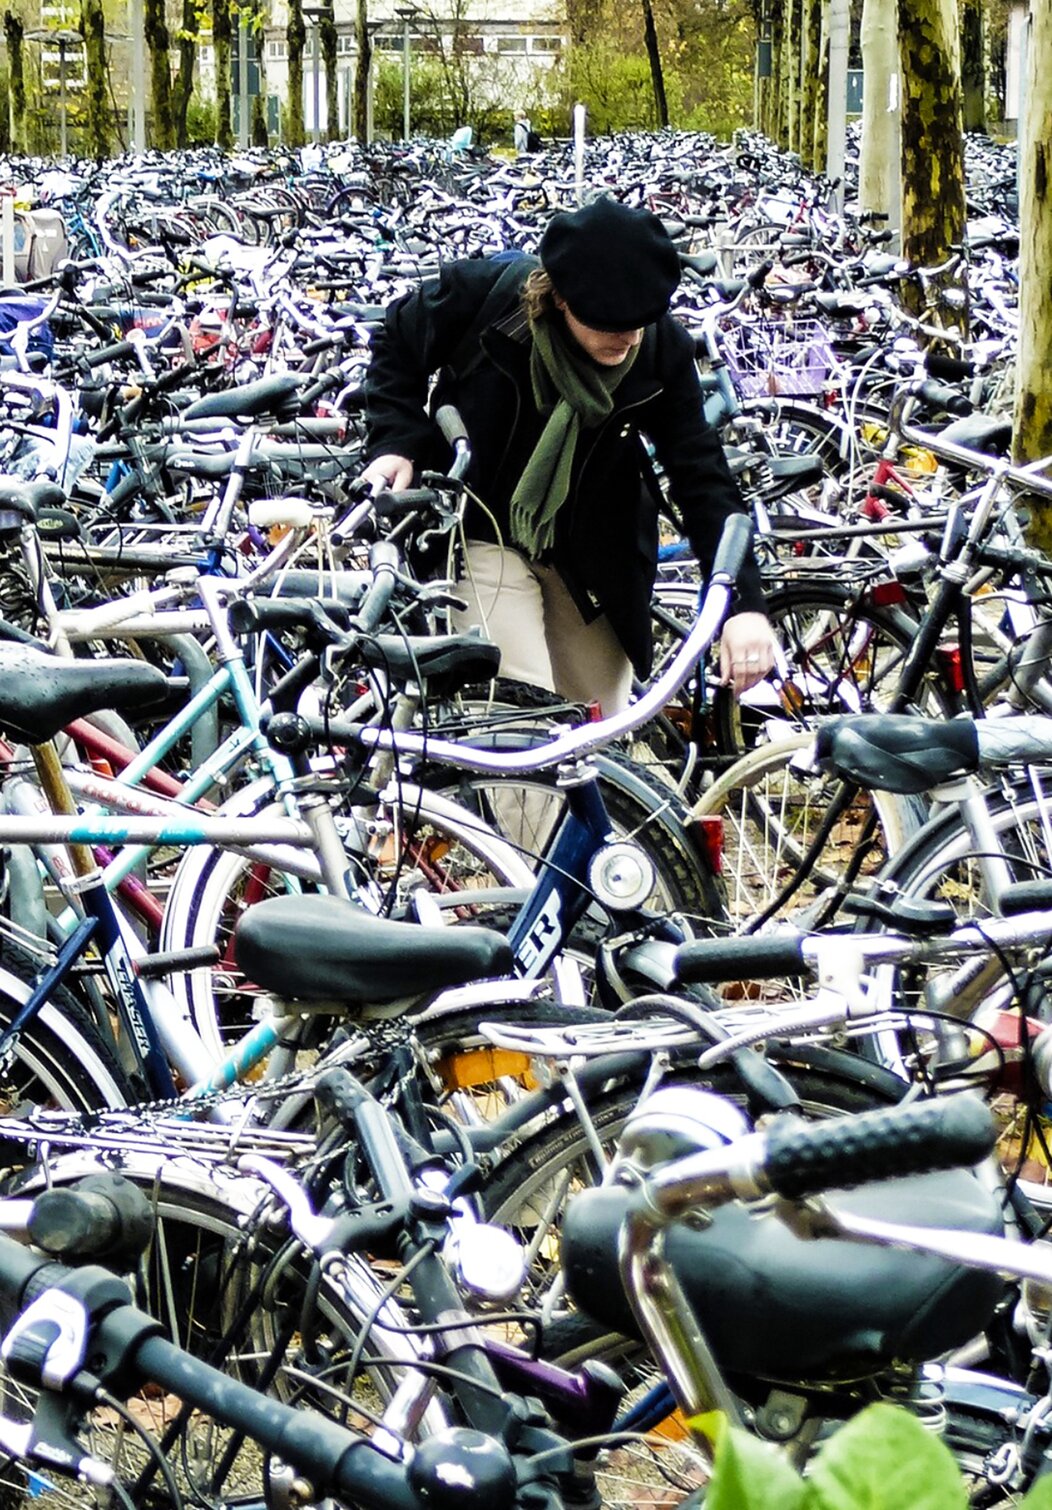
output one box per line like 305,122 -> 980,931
960,0 -> 985,132
252,12 -> 268,145
320,0 -> 338,139
1014,0 -> 1052,545
859,0 -> 898,217
640,0 -> 668,126
798,0 -> 822,168
897,0 -> 966,280
3,13 -> 25,154
79,0 -> 111,159
353,0 -> 370,142
144,0 -> 176,148
213,0 -> 233,149
286,0 -> 306,146
811,0 -> 829,168
172,0 -> 198,147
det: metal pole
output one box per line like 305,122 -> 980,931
1,197 -> 14,287
825,0 -> 849,212
130,0 -> 146,152
312,21 -> 321,142
402,13 -> 411,140
238,10 -> 250,148
58,39 -> 68,156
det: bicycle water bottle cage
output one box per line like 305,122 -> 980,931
815,714 -> 979,795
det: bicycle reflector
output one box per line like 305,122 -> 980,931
588,840 -> 656,910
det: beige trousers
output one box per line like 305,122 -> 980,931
451,541 -> 633,715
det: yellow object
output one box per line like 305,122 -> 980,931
436,1046 -> 536,1091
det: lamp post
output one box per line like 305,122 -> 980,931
394,5 -> 416,141
25,27 -> 84,156
303,4 -> 327,143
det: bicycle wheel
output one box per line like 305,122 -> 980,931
480,1054 -> 905,1313
0,937 -> 130,1128
421,740 -> 724,930
0,1156 -> 445,1508
160,781 -> 537,1063
692,730 -> 924,940
716,580 -> 957,757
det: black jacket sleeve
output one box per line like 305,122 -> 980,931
362,259 -> 517,472
643,319 -> 767,617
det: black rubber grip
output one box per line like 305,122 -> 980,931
916,379 -> 972,417
374,488 -> 442,517
673,931 -> 807,984
763,1094 -> 996,1200
709,512 -> 754,584
747,257 -> 774,289
925,351 -> 975,383
228,596 -> 328,637
435,404 -> 469,448
85,340 -> 138,370
998,879 -> 1052,916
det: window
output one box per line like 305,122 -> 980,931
530,36 -> 561,53
337,33 -> 354,53
267,39 -> 286,58
496,36 -> 527,53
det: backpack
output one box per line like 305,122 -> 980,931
13,210 -> 68,284
525,129 -> 542,153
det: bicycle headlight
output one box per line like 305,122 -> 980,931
588,840 -> 656,910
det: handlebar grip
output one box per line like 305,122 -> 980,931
763,1094 -> 996,1200
85,340 -> 138,370
228,596 -> 347,639
27,1175 -> 154,1263
709,512 -> 755,585
435,404 -> 469,448
674,930 -> 807,984
747,258 -> 774,289
924,351 -> 975,383
373,487 -> 442,517
916,378 -> 972,417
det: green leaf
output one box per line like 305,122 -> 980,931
705,1422 -> 805,1510
806,1404 -> 967,1510
1021,1478 -> 1052,1508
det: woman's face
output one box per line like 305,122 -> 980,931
554,296 -> 643,367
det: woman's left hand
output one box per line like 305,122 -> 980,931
718,612 -> 778,697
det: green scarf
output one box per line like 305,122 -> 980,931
508,316 -> 639,560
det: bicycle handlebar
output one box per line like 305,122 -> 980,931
355,512 -> 753,775
637,1094 -> 996,1221
0,1226 -> 521,1510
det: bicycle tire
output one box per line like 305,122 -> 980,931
480,1052 -> 905,1313
716,579 -> 958,757
159,780 -> 538,1063
691,730 -> 924,938
0,1158 -> 445,1507
0,939 -> 130,1126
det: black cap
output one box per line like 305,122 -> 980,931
539,198 -> 681,331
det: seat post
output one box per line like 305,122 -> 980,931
30,739 -> 96,880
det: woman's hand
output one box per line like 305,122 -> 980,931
718,612 -> 778,697
360,454 -> 415,492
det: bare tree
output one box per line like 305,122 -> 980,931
960,0 -> 985,131
3,12 -> 25,153
320,0 -> 338,138
859,0 -> 898,218
213,0 -> 233,147
640,0 -> 668,125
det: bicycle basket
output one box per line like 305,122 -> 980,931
723,316 -> 837,398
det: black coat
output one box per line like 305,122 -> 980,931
364,255 -> 765,677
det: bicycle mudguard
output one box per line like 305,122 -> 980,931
815,714 -> 979,795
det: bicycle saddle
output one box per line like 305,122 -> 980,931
0,478 -> 66,527
233,893 -> 514,1005
0,645 -> 170,744
815,714 -> 979,795
935,412 -> 1013,458
562,1167 -> 1004,1382
181,373 -> 303,424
